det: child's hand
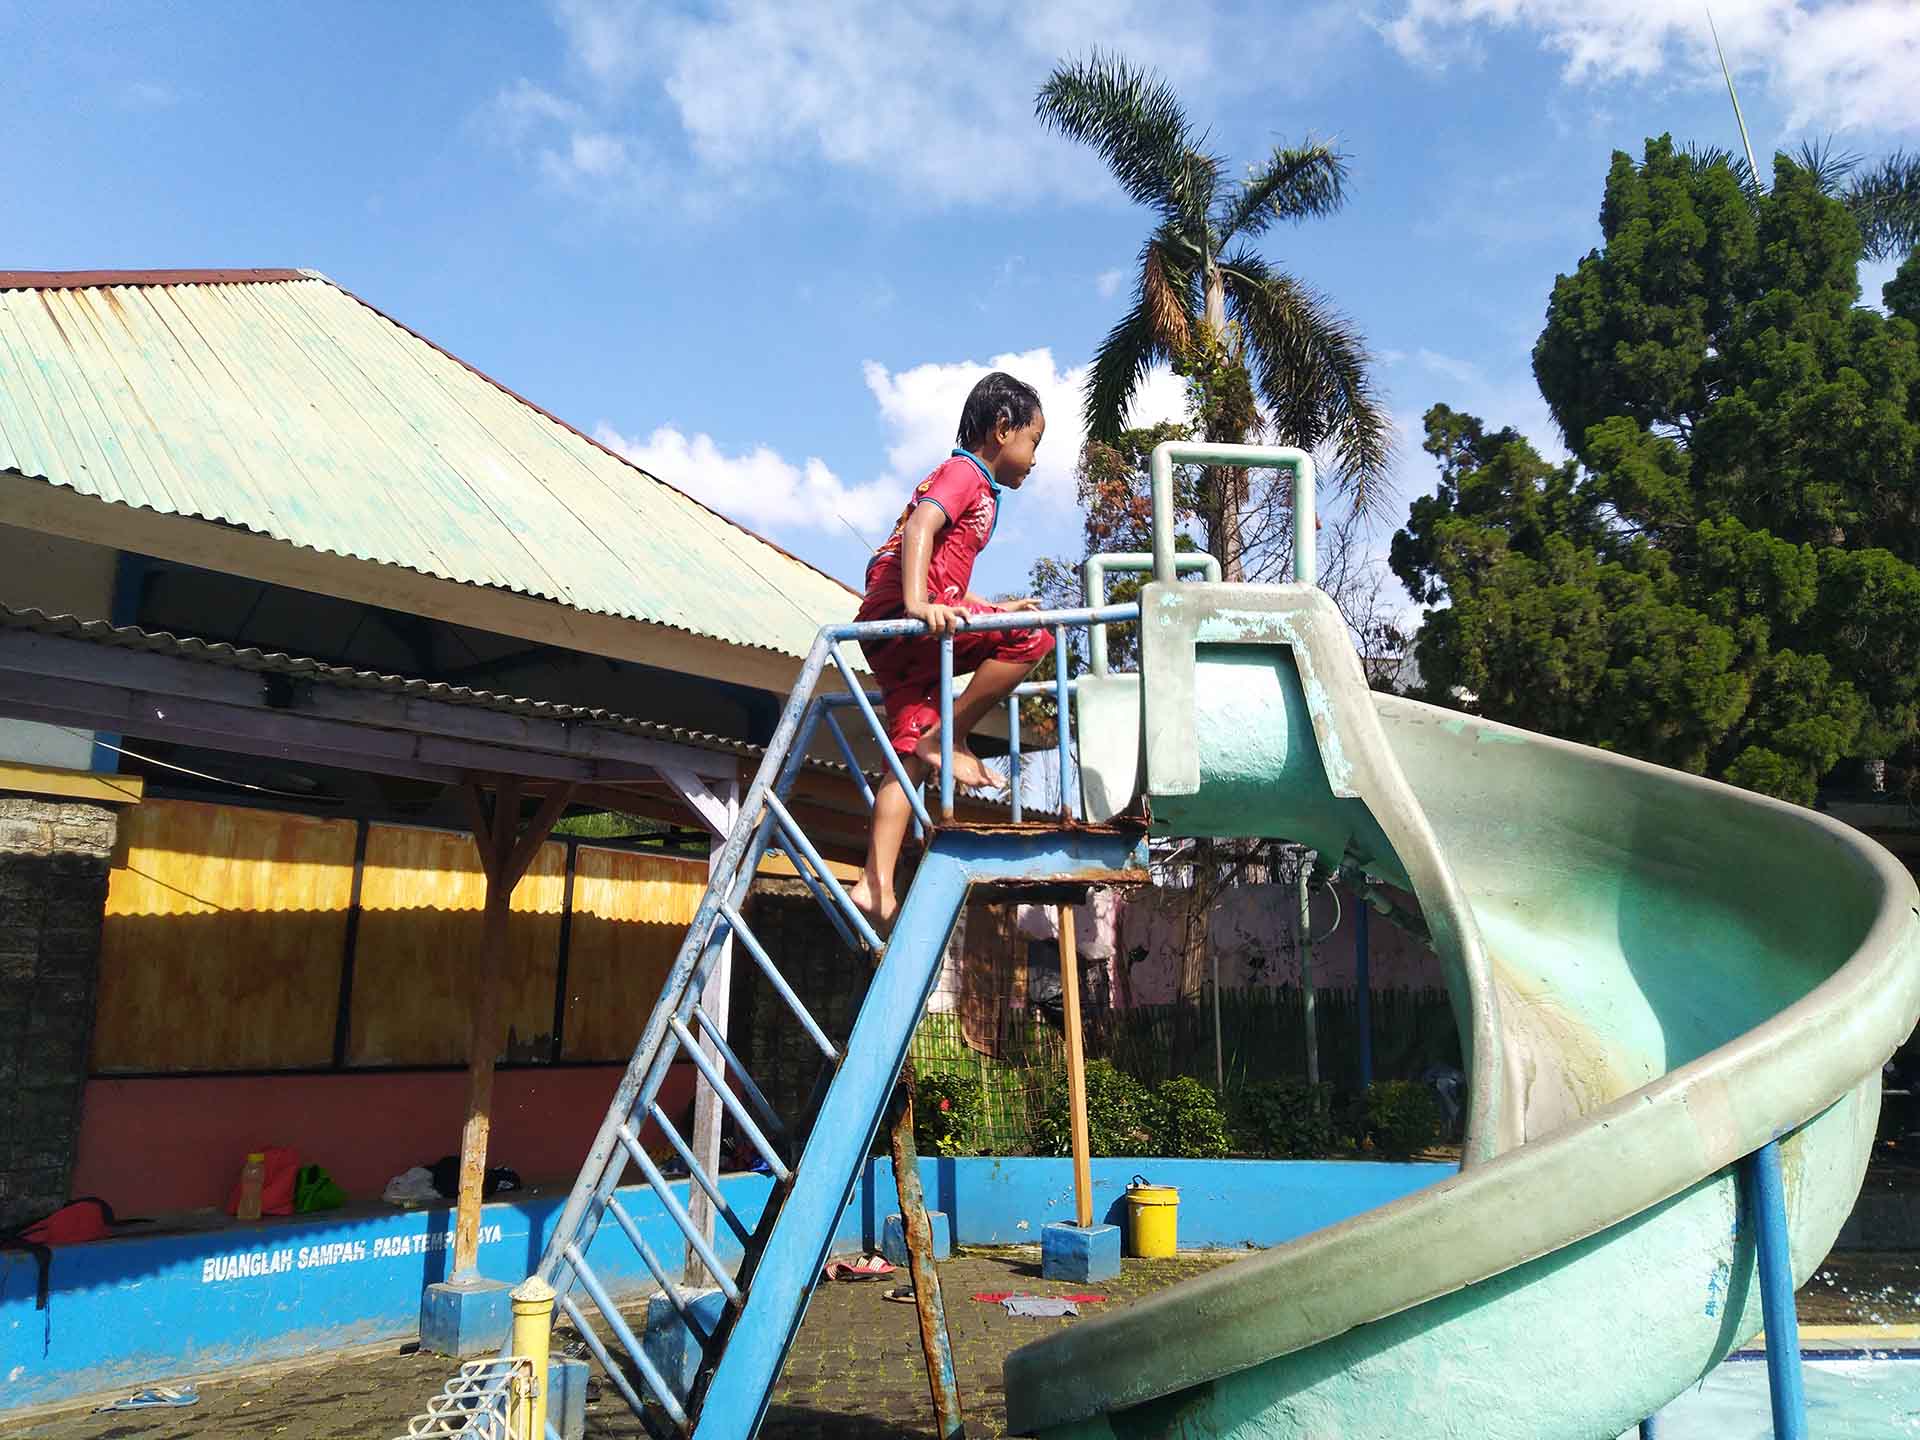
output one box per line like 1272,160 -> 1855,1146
998,597 -> 1042,612
908,601 -> 967,635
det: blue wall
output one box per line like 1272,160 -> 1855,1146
3,1158 -> 1450,1410
842,1157 -> 1452,1252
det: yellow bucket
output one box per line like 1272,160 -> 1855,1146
1125,1175 -> 1179,1258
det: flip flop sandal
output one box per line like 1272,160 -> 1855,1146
96,1385 -> 199,1411
882,1285 -> 918,1303
824,1253 -> 896,1281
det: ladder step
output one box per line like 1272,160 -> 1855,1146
762,792 -> 882,953
604,1194 -> 711,1345
719,904 -> 840,1061
689,1002 -> 788,1146
669,1015 -> 793,1184
558,1275 -> 683,1436
646,1103 -> 754,1249
763,844 -> 864,955
615,1122 -> 745,1306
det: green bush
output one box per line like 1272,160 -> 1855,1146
1033,1059 -> 1156,1157
1151,1076 -> 1231,1158
1232,1079 -> 1339,1158
912,1070 -> 979,1157
1361,1080 -> 1440,1157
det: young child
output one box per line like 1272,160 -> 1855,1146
847,371 -> 1055,929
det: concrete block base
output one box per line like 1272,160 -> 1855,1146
548,1356 -> 590,1440
881,1210 -> 952,1268
1041,1222 -> 1121,1283
642,1288 -> 728,1406
418,1277 -> 513,1358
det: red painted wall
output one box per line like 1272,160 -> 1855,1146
71,1064 -> 698,1214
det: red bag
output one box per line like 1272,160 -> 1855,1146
18,1198 -> 113,1247
227,1146 -> 300,1217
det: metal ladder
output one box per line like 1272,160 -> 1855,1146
482,604 -> 1139,1439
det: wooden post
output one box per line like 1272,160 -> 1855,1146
452,778 -> 573,1280
887,1072 -> 965,1439
1057,903 -> 1093,1230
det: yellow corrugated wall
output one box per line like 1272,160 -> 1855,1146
91,800 -> 712,1073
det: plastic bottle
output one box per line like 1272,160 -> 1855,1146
237,1152 -> 267,1221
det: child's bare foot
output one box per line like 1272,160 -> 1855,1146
847,876 -> 898,935
914,730 -> 993,790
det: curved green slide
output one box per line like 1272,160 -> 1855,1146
1006,581 -> 1920,1440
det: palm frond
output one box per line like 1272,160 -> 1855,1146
1220,249 -> 1393,515
1036,51 -> 1202,221
1142,232 -> 1195,354
1847,150 -> 1920,263
1084,284 -> 1177,445
1791,136 -> 1862,196
1682,142 -> 1759,201
1216,141 -> 1349,243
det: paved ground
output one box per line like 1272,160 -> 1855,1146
15,1246 -> 1920,1440
11,1249 -> 1233,1440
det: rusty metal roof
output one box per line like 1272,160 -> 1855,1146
0,269 -> 856,660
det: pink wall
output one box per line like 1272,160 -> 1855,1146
72,1064 -> 697,1214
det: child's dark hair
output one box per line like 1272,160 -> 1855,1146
956,371 -> 1043,450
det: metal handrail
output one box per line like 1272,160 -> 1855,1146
1147,441 -> 1317,585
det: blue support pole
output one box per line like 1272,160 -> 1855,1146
1638,1413 -> 1661,1438
1744,1139 -> 1808,1440
939,631 -> 955,820
1356,902 -> 1373,1090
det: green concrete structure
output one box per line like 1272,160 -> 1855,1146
1003,445 -> 1920,1438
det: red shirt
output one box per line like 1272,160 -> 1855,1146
857,450 -> 1002,621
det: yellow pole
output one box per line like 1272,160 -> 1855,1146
509,1275 -> 555,1440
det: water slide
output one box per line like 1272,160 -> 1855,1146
1005,577 -> 1920,1439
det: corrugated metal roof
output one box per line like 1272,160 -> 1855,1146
0,603 -> 760,759
0,270 -> 856,660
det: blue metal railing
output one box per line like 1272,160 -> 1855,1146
515,600 -> 1135,1437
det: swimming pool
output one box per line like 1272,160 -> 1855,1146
1619,1350 -> 1920,1437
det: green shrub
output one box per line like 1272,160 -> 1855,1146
1151,1076 -> 1231,1158
1361,1080 -> 1440,1157
1232,1079 -> 1338,1158
912,1070 -> 979,1157
1033,1059 -> 1156,1157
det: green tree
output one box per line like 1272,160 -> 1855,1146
1395,139 -> 1920,806
1036,52 -> 1390,579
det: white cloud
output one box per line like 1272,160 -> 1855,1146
495,0 -> 1354,207
862,348 -> 1188,513
1095,268 -> 1127,299
595,348 -> 1189,542
488,77 -> 656,194
1379,0 -> 1920,134
593,423 -> 901,535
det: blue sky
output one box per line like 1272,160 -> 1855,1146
5,0 -> 1916,607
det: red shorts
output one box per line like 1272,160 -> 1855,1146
859,603 -> 1055,758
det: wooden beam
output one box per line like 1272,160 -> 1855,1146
0,669 -> 662,788
1058,903 -> 1093,1231
0,761 -> 144,805
0,627 -> 742,781
451,777 -> 571,1279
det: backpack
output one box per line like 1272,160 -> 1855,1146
3,1197 -> 116,1311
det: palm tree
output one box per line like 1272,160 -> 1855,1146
1686,140 -> 1920,264
1037,52 -> 1390,580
